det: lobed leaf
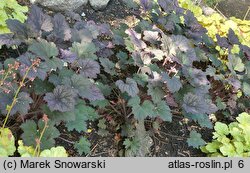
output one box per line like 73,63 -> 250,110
44,85 -> 77,112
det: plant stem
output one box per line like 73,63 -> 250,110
244,6 -> 250,20
2,65 -> 32,129
57,136 -> 75,144
109,103 -> 122,116
121,98 -> 127,116
33,120 -> 48,157
0,68 -> 11,86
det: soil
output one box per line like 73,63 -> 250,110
217,0 -> 250,20
54,116 -> 211,157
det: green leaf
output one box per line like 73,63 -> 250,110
17,140 -> 34,157
14,92 -> 33,115
45,57 -> 64,70
208,54 -> 222,67
147,84 -> 165,103
216,97 -> 227,110
234,141 -> 244,154
124,120 -> 153,157
128,96 -> 154,120
28,39 -> 59,60
242,81 -> 250,96
21,119 -> 60,150
236,112 -> 250,127
71,41 -> 99,60
227,54 -> 245,73
40,146 -> 68,157
33,79 -> 54,95
90,99 -> 109,108
162,73 -> 182,93
229,122 -> 246,143
98,119 -> 107,129
204,141 -> 221,153
18,140 -> 68,157
99,57 -> 116,75
66,101 -> 99,132
123,138 -> 140,155
187,131 -> 206,149
116,78 -> 139,97
185,113 -> 213,129
214,122 -> 229,136
155,101 -> 172,122
236,112 -> 250,143
133,73 -> 149,87
63,74 -> 104,101
220,143 -> 236,157
74,137 -> 91,155
0,128 -> 16,157
245,62 -> 250,78
42,105 -> 76,125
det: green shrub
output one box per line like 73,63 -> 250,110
179,0 -> 250,47
0,0 -> 28,34
201,112 -> 250,157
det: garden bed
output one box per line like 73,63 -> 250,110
0,0 -> 250,157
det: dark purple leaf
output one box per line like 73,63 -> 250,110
140,0 -> 153,12
6,19 -> 28,39
71,28 -> 93,43
241,45 -> 250,60
182,93 -> 218,114
182,67 -> 209,87
165,94 -> 178,107
85,85 -> 105,101
59,49 -> 77,63
28,39 -> 59,60
216,34 -> 229,48
0,34 -> 21,47
116,78 -> 139,97
77,59 -> 100,78
62,74 -> 104,101
98,23 -> 112,35
157,0 -> 179,13
228,28 -> 239,45
27,5 -> 53,36
18,53 -> 47,80
85,21 -> 100,39
49,13 -> 71,42
0,92 -> 33,115
44,85 -> 77,112
125,29 -> 147,49
227,77 -> 241,90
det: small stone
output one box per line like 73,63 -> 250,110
89,0 -> 111,11
202,6 -> 216,16
81,12 -> 86,17
30,0 -> 88,11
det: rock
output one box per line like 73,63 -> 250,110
81,12 -> 86,17
30,0 -> 88,11
202,6 -> 216,16
89,0 -> 111,10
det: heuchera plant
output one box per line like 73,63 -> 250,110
201,112 -> 250,157
0,0 -> 249,156
178,0 -> 250,47
0,0 -> 28,34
